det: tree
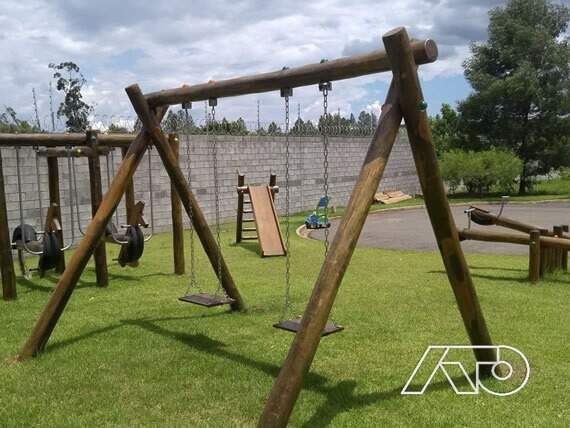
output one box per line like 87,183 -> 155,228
430,103 -> 461,156
267,122 -> 282,134
458,0 -> 570,193
49,62 -> 92,132
0,107 -> 40,133
107,123 -> 129,134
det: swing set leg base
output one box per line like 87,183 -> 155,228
273,319 -> 344,337
178,293 -> 235,307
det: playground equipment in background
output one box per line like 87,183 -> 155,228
235,172 -> 285,257
460,201 -> 569,282
101,146 -> 156,267
304,196 -> 332,229
374,190 -> 413,204
14,27 -> 498,428
0,131 -> 186,300
11,146 -> 85,279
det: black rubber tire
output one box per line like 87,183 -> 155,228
118,225 -> 145,266
12,224 -> 37,243
38,232 -> 63,272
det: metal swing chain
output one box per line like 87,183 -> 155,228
321,83 -> 331,255
71,156 -> 85,236
108,149 -> 120,227
15,146 -> 43,255
63,145 -> 76,250
144,145 -> 155,241
184,106 -> 198,292
281,91 -> 292,320
211,102 -> 224,296
33,146 -> 43,223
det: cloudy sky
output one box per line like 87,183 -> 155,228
0,0 -> 526,129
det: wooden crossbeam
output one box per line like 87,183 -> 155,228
144,39 -> 438,107
0,133 -> 135,148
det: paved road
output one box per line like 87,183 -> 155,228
308,201 -> 570,255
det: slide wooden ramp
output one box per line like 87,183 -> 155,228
248,186 -> 286,257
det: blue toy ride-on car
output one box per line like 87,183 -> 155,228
305,196 -> 331,229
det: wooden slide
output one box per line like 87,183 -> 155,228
248,186 -> 286,257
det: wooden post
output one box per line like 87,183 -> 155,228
259,80 -> 402,427
121,146 -> 136,224
86,130 -> 109,287
46,156 -> 66,273
529,230 -> 541,283
562,225 -> 568,272
382,28 -> 496,363
16,108 -> 168,361
169,133 -> 185,275
125,84 -> 245,311
236,172 -> 245,243
269,173 -> 277,202
0,149 -> 16,300
553,226 -> 564,272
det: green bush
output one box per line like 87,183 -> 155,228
560,167 -> 570,181
440,149 -> 522,194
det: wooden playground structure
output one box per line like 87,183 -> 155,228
2,27 -> 509,427
235,172 -> 285,257
0,132 -> 186,300
459,205 -> 569,283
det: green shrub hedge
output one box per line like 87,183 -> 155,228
440,149 -> 523,194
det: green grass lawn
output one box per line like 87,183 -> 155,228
1,213 -> 569,427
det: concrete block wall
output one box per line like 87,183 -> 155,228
0,129 -> 419,239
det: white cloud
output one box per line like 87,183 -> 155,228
0,0 -> 504,127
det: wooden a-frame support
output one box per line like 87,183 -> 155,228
17,101 -> 245,360
258,28 -> 496,427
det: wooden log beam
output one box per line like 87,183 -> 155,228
36,147 -> 112,158
125,84 -> 245,311
383,27 -> 496,366
0,149 -> 17,300
87,130 -> 109,287
144,39 -> 438,108
458,228 -> 570,250
16,108 -> 168,361
46,157 -> 65,274
0,133 -> 135,148
169,133 -> 185,275
259,80 -> 402,428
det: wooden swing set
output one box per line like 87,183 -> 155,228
13,27 -> 500,427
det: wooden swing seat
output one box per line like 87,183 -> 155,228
178,293 -> 235,307
273,318 -> 344,336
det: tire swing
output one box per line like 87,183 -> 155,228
102,148 -> 148,267
178,99 -> 235,307
11,146 -> 72,278
273,81 -> 343,336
